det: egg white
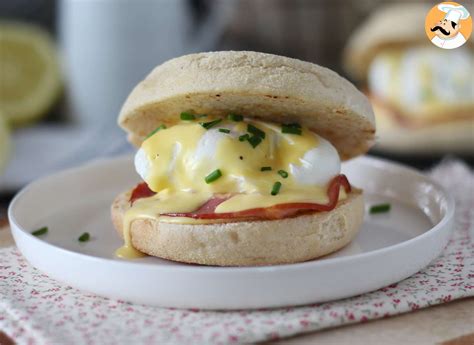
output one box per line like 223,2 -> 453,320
289,136 -> 341,185
135,127 -> 341,188
368,46 -> 473,107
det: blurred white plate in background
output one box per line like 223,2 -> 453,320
9,155 -> 454,309
0,125 -> 130,191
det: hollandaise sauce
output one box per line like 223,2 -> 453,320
115,114 -> 345,259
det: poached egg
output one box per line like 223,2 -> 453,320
134,118 -> 341,200
368,46 -> 474,111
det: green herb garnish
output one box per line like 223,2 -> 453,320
287,122 -> 301,128
271,182 -> 282,196
200,119 -> 222,129
31,226 -> 48,236
278,170 -> 289,178
281,123 -> 302,135
247,135 -> 262,148
180,112 -> 196,121
261,166 -> 272,171
78,232 -> 90,242
369,203 -> 391,214
247,124 -> 265,139
205,169 -> 222,184
218,128 -> 231,134
228,114 -> 243,122
146,124 -> 166,139
239,134 -> 250,142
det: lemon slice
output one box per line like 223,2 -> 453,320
0,113 -> 10,174
0,21 -> 61,126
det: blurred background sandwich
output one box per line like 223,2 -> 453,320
344,3 -> 474,157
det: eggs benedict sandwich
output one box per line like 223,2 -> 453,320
344,3 -> 474,155
111,51 -> 376,266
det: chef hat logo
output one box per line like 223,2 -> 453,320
438,3 -> 470,23
425,2 -> 472,49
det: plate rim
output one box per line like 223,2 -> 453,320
8,154 -> 455,274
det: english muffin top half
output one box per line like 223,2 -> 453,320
119,51 -> 375,161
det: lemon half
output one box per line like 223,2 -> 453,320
0,21 -> 61,126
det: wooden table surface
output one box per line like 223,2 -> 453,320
1,219 -> 473,345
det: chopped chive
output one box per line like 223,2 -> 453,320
205,169 -> 222,184
146,124 -> 166,139
278,170 -> 289,178
218,128 -> 231,134
228,114 -> 243,122
247,124 -> 266,139
31,226 -> 48,236
261,166 -> 272,171
247,135 -> 262,148
271,182 -> 282,196
369,203 -> 391,214
197,114 -> 208,118
239,134 -> 250,142
78,232 -> 90,242
200,119 -> 222,129
180,112 -> 196,120
281,124 -> 302,135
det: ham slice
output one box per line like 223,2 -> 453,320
130,182 -> 156,203
130,175 -> 351,220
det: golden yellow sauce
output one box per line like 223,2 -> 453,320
115,210 -> 149,259
141,120 -> 318,195
117,117 -> 345,259
115,190 -> 212,259
216,188 -> 347,213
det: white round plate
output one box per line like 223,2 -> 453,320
9,155 -> 454,310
